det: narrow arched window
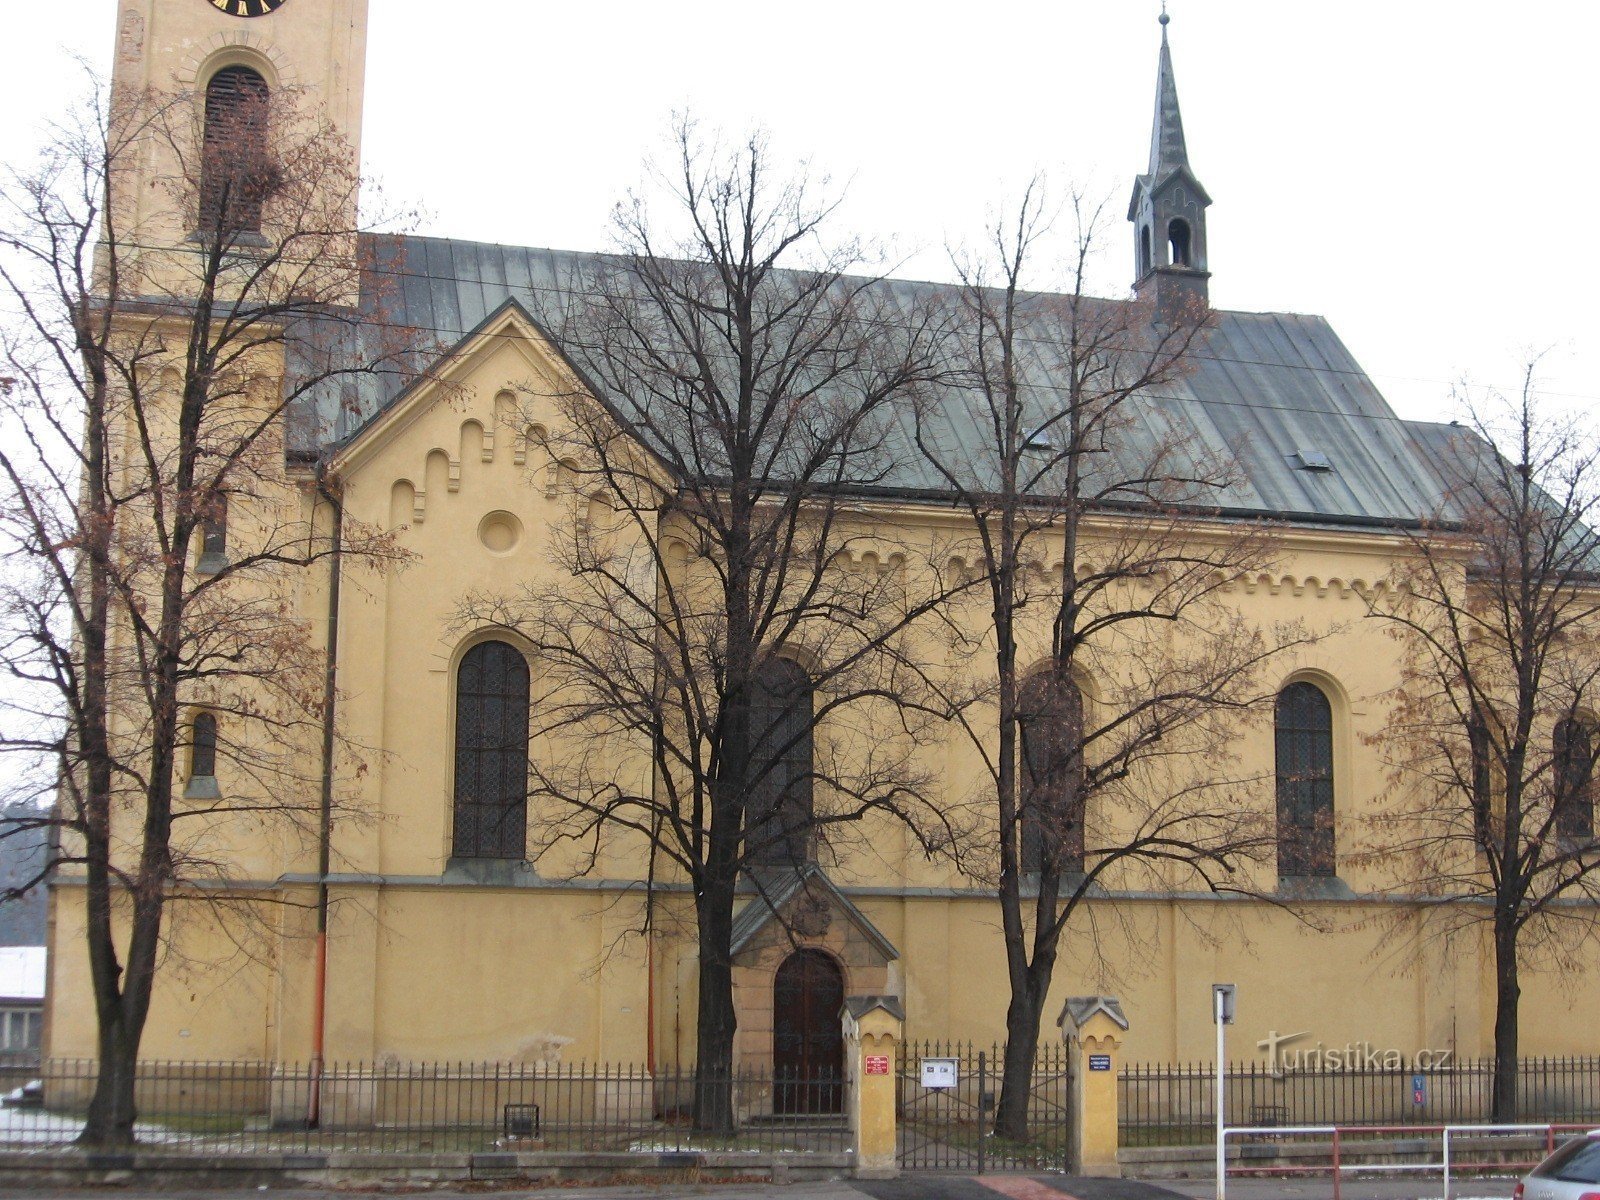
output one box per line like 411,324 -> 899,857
1553,717 -> 1596,844
1167,218 -> 1192,268
198,493 -> 228,574
1276,681 -> 1335,876
1018,671 -> 1086,876
1468,710 -> 1493,836
191,711 -> 218,779
747,657 -> 814,866
1139,225 -> 1153,276
452,640 -> 530,860
200,66 -> 273,235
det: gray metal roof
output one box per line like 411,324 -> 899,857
292,233 -> 1465,529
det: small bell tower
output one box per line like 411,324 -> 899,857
1128,7 -> 1212,315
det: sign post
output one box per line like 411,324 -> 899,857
1212,984 -> 1236,1200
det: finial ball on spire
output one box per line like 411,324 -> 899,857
1159,1 -> 1170,25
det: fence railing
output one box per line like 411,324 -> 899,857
0,1059 -> 850,1156
1120,1057 -> 1600,1147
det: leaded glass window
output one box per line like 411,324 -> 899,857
452,640 -> 530,860
747,657 -> 814,866
1275,681 -> 1335,876
1018,672 -> 1085,876
1554,717 -> 1596,844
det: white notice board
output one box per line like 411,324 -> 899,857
920,1057 -> 959,1089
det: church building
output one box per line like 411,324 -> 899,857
45,0 -> 1600,1094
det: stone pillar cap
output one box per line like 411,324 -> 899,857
842,995 -> 905,1022
1057,995 -> 1129,1034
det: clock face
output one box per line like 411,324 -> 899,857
209,0 -> 288,16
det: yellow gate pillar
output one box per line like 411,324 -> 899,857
842,995 -> 904,1179
1059,996 -> 1129,1178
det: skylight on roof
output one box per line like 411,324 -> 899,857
1023,428 -> 1057,452
1291,449 -> 1334,472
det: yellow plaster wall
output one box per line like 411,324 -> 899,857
47,887 -> 279,1062
44,257 -> 1600,1071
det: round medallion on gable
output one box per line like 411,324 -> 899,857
477,511 -> 523,555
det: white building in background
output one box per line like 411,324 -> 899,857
0,948 -> 45,1057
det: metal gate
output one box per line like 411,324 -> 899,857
896,1041 -> 1073,1172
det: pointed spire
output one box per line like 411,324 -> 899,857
1148,5 -> 1191,179
1128,3 -> 1212,312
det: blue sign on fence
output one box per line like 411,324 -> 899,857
1412,1073 -> 1427,1104
1088,1054 -> 1112,1072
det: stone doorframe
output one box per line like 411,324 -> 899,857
728,866 -> 898,1074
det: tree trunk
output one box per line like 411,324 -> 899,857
994,975 -> 1047,1141
79,1006 -> 139,1147
1491,920 -> 1520,1121
692,873 -> 738,1134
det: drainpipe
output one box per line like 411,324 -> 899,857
307,465 -> 344,1128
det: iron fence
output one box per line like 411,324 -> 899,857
896,1040 -> 1072,1172
0,1058 -> 849,1156
1120,1057 -> 1600,1147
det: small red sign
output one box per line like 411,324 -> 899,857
864,1055 -> 891,1075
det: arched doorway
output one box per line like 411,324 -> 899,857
773,949 -> 844,1114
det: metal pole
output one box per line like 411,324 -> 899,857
1215,997 -> 1226,1200
978,1049 -> 987,1176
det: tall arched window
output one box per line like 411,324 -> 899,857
747,657 -> 814,866
1276,681 -> 1335,876
1139,225 -> 1153,276
1018,671 -> 1086,876
452,640 -> 530,860
199,66 -> 274,234
1553,717 -> 1596,844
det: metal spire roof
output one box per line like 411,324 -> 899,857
1147,8 -> 1191,181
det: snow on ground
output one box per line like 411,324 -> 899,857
0,1105 -> 178,1146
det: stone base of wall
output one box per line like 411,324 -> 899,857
0,1148 -> 855,1190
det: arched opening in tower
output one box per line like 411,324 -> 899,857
1167,218 -> 1192,269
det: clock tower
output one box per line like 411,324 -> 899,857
108,0 -> 370,261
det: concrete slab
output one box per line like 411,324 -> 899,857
854,1176 -> 1191,1200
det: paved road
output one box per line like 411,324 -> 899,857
2,1174 -> 1523,1200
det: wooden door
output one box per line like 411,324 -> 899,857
773,949 -> 844,1114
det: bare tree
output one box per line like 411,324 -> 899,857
0,75 -> 417,1145
457,121 -> 970,1131
1359,366 -> 1600,1120
915,184 -> 1295,1143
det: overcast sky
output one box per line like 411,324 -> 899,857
2,1 -> 1593,422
